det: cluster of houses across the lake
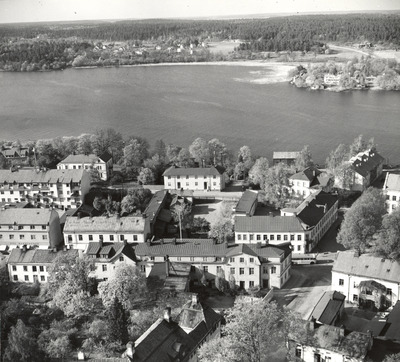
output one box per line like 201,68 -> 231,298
1,147 -> 400,361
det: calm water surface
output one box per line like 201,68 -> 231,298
0,65 -> 399,164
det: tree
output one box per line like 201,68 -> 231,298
77,134 -> 94,155
373,209 -> 400,260
236,145 -> 254,179
123,137 -> 150,168
349,134 -> 375,157
107,297 -> 129,344
189,137 -> 210,166
262,164 -> 291,209
199,300 -> 302,362
171,201 -> 193,231
3,320 -> 41,362
208,218 -> 233,243
295,145 -> 314,170
92,128 -> 124,161
190,217 -> 211,234
177,147 -> 195,167
249,157 -> 269,187
93,195 -> 105,212
120,188 -> 152,214
98,264 -> 147,310
138,167 -> 155,185
45,335 -> 72,359
383,353 -> 400,362
228,273 -> 236,291
37,143 -> 63,168
166,144 -> 181,163
208,138 -> 228,165
143,154 -> 167,184
0,152 -> 9,169
215,269 -> 229,293
325,143 -> 348,173
153,139 -> 166,158
337,187 -> 386,253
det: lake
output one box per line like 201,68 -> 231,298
0,64 -> 399,165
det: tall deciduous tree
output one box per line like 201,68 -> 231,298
166,144 -> 182,164
295,145 -> 314,171
107,297 -> 129,345
373,209 -> 400,260
249,157 -> 269,187
208,218 -> 234,243
123,137 -> 150,168
189,137 -> 210,166
236,145 -> 254,179
137,167 -> 155,185
208,138 -> 228,165
325,144 -> 348,173
349,134 -> 376,157
337,187 -> 386,253
120,188 -> 152,215
93,128 -> 124,161
77,134 -> 94,155
262,164 -> 291,209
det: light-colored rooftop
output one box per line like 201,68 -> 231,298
0,208 -> 55,225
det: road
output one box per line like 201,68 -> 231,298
329,44 -> 377,58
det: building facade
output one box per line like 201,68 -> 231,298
135,239 -> 292,289
163,166 -> 226,191
272,151 -> 300,166
289,167 -> 333,198
57,152 -> 113,181
235,191 -> 338,254
0,168 -> 90,209
63,215 -> 147,250
332,252 -> 400,309
0,208 -> 63,250
383,172 -> 400,214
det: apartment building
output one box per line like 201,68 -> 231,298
0,168 -> 90,209
235,190 -> 338,253
57,152 -> 113,181
163,166 -> 226,191
63,214 -> 147,250
0,208 -> 63,250
383,172 -> 400,214
135,239 -> 292,289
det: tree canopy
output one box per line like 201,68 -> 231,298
372,208 -> 400,260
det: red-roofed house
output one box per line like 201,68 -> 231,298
163,166 -> 226,191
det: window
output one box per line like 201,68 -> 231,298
120,235 -> 124,241
249,281 -> 254,288
393,196 -> 397,201
195,182 -> 198,186
256,234 -> 261,241
339,279 -> 344,286
271,266 -> 276,274
277,235 -> 281,241
203,266 -> 208,273
42,235 -> 47,240
290,234 -> 295,241
297,235 -> 302,241
284,235 -> 288,241
239,268 -> 244,275
229,257 -> 235,262
23,266 -> 28,272
133,235 -> 138,241
249,234 -> 254,241
19,235 -> 24,239
39,266 -> 44,272
263,267 -> 268,274
314,353 -> 321,362
31,235 -> 36,240
24,275 -> 29,281
102,265 -> 107,272
230,267 -> 235,274
203,257 -> 207,261
190,257 -> 194,261
10,235 -> 14,239
215,257 -> 222,262
89,235 -> 93,241
249,268 -> 254,275
249,257 -> 254,263
13,275 -> 18,281
217,266 -> 222,273
237,234 -> 241,240
240,257 -> 244,263
263,235 -> 268,241
150,256 -> 155,261
177,257 -> 182,261
12,265 -> 16,271
295,346 -> 302,358
110,235 -> 114,241
353,294 -> 358,302
140,265 -> 146,273
42,225 -> 46,230
119,256 -> 124,262
387,288 -> 392,296
78,234 -> 83,241
32,266 -> 37,272
297,245 -> 301,251
243,234 -> 247,241
270,235 -> 274,241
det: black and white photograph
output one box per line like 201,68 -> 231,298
0,0 -> 399,361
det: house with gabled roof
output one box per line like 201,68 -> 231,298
383,172 -> 400,214
273,151 -> 300,166
0,208 -> 63,250
335,149 -> 385,191
309,291 -> 345,326
85,241 -> 137,281
1,146 -> 29,160
132,294 -> 222,362
289,166 -> 333,198
57,152 -> 113,181
163,165 -> 226,191
135,238 -> 291,289
7,247 -> 79,283
332,251 -> 400,309
235,190 -> 338,253
234,190 -> 258,216
0,168 -> 90,209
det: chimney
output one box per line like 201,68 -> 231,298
160,238 -> 164,245
22,244 -> 27,252
165,257 -> 170,277
164,307 -> 172,323
99,240 -> 103,248
125,342 -> 135,358
123,239 -> 128,246
308,317 -> 316,331
192,293 -> 199,307
172,238 -> 176,245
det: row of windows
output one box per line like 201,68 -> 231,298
167,182 -> 217,187
168,175 -> 218,179
13,275 -> 46,282
0,225 -> 47,230
237,233 -> 303,242
0,234 -> 47,240
386,195 -> 398,201
202,265 -> 276,274
68,234 -> 138,242
12,265 -> 46,272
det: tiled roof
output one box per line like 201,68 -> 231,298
234,215 -> 304,232
309,291 -> 345,325
144,190 -> 169,222
135,239 -> 289,260
0,169 -> 86,184
273,151 -> 299,160
332,251 -> 400,283
235,190 -> 258,214
290,166 -> 322,182
295,190 -> 338,228
8,248 -> 79,264
350,149 -> 385,177
63,215 -> 145,233
0,208 -> 55,225
385,173 -> 400,191
163,165 -> 224,177
86,242 -> 137,262
59,154 -> 99,164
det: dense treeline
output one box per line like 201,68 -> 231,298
1,14 -> 399,46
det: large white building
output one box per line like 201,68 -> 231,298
0,208 -> 63,250
163,166 -> 226,191
235,191 -> 338,254
135,239 -> 292,289
63,215 -> 148,250
0,168 -> 90,210
332,251 -> 400,309
7,247 -> 79,283
383,172 -> 400,214
289,166 -> 333,198
57,152 -> 113,181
